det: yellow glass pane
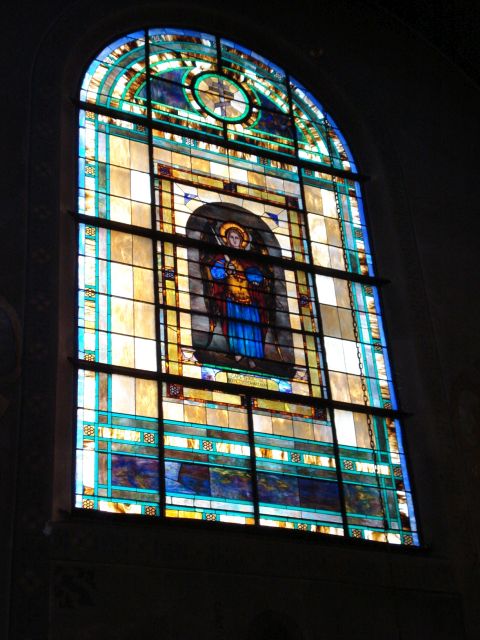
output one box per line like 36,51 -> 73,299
133,267 -> 154,302
321,304 -> 341,337
304,185 -> 323,213
163,399 -> 184,422
130,141 -> 149,172
293,420 -> 314,440
212,392 -> 242,405
111,333 -> 135,367
166,289 -> 176,307
325,218 -> 342,247
271,416 -> 293,437
110,166 -> 131,198
154,147 -> 171,164
132,202 -> 151,228
111,231 -> 132,264
111,374 -> 135,414
253,414 -> 272,434
172,151 -> 192,170
134,302 -> 155,339
329,246 -> 345,270
229,410 -> 248,430
191,157 -> 210,174
111,297 -> 134,334
206,408 -> 228,427
184,403 -> 206,424
338,308 -> 355,340
353,412 -> 371,449
347,375 -> 364,404
178,292 -> 190,309
132,235 -> 152,267
109,135 -> 130,168
308,213 -> 327,243
334,279 -> 350,308
302,316 -> 313,333
247,170 -> 266,188
312,242 -> 330,267
110,196 -> 132,224
329,371 -> 351,403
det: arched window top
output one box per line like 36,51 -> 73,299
76,28 -> 418,546
80,28 -> 355,173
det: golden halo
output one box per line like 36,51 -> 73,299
219,221 -> 249,248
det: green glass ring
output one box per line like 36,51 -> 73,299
193,73 -> 251,123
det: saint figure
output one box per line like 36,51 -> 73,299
203,221 -> 272,368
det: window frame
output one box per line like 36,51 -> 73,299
63,25 -> 415,544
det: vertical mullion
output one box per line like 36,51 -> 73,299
215,34 -> 229,148
245,395 -> 260,526
73,156 -> 81,509
285,73 -> 349,538
145,28 -> 166,518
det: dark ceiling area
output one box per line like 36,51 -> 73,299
372,0 -> 480,86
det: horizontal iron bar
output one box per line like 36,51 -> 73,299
70,358 -> 408,419
73,212 -> 389,287
75,99 -> 369,183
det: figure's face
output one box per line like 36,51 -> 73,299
227,229 -> 243,248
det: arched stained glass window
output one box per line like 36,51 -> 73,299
76,28 -> 419,545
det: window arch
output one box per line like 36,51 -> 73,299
76,28 -> 418,545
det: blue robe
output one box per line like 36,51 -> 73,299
210,259 -> 265,359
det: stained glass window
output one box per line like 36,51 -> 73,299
76,28 -> 418,545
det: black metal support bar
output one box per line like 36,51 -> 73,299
245,396 -> 261,526
145,28 -> 167,519
73,212 -> 389,287
69,358 -> 408,419
75,99 -> 369,183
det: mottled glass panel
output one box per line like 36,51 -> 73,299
78,111 -> 151,226
163,384 -> 254,523
77,28 -> 418,546
252,398 -> 343,535
335,409 -> 418,544
317,276 -> 396,410
78,223 -> 156,370
303,172 -> 372,276
76,369 -> 159,514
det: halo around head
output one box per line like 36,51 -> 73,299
219,221 -> 249,248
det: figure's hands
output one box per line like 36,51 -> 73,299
226,262 -> 236,275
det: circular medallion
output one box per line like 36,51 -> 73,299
193,73 -> 251,123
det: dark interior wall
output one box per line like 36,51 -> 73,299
1,1 -> 479,638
